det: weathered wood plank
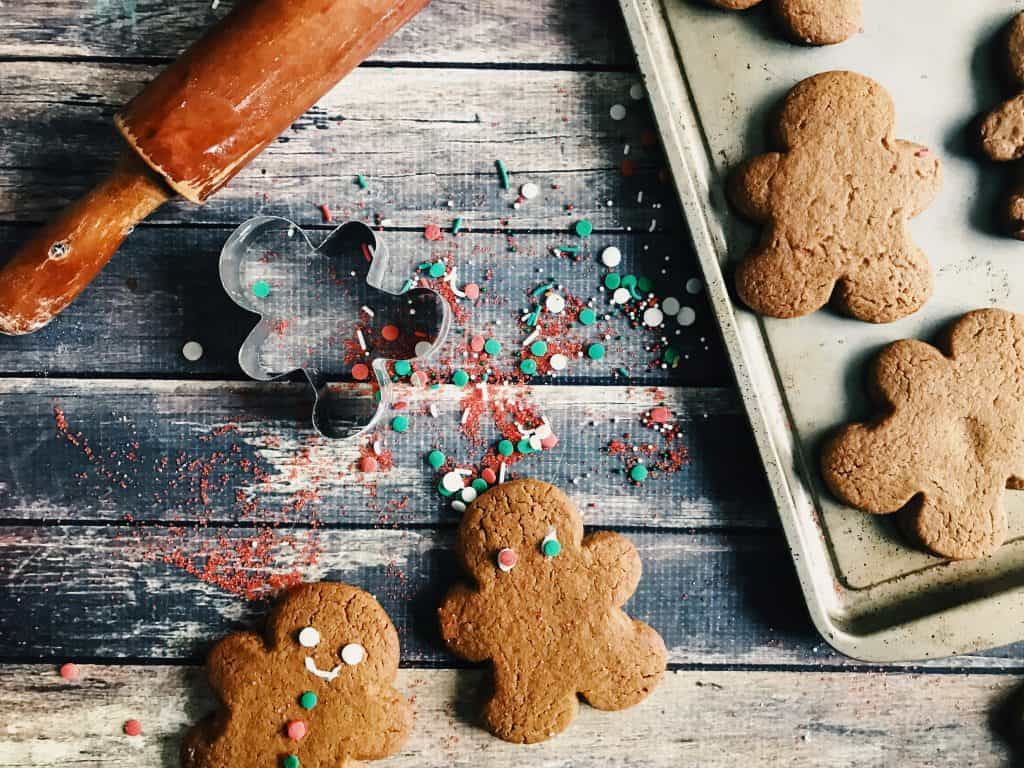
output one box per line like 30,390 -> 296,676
0,63 -> 676,230
0,0 -> 633,67
0,665 -> 1016,767
0,226 -> 725,382
0,379 -> 770,527
4,524 -> 1024,669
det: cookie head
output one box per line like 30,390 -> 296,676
457,478 -> 585,584
778,70 -> 893,148
267,582 -> 400,686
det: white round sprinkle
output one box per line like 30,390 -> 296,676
643,307 -> 664,327
612,287 -> 631,305
442,471 -> 465,493
661,297 -> 681,316
461,486 -> 478,503
298,627 -> 321,648
630,83 -> 645,101
341,643 -> 366,666
529,435 -> 543,451
610,104 -> 627,121
686,278 -> 703,294
182,341 -> 204,362
550,354 -> 569,371
414,341 -> 433,358
451,500 -> 467,513
520,182 -> 540,200
677,307 -> 697,326
601,247 -> 622,268
545,293 -> 566,314
534,422 -> 552,439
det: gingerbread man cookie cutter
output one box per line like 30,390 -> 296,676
220,216 -> 451,438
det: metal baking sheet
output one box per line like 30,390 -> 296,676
621,0 -> 1024,661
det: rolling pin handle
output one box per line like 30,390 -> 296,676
0,152 -> 171,336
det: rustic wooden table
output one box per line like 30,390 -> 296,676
1,2 -> 1022,766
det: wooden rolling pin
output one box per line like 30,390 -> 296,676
0,0 -> 432,335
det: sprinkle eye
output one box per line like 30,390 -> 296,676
497,547 -> 518,572
541,528 -> 561,558
298,626 -> 321,648
341,643 -> 366,666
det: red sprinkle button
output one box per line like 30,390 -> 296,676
424,223 -> 443,242
360,456 -> 379,473
464,283 -> 481,301
649,406 -> 672,424
287,720 -> 308,741
497,548 -> 518,572
381,325 -> 400,342
123,719 -> 142,737
59,663 -> 79,680
351,363 -> 370,381
481,468 -> 497,485
470,335 -> 485,353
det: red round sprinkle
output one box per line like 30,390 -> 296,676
360,456 -> 379,473
351,363 -> 370,381
497,548 -> 518,569
621,159 -> 636,177
424,224 -> 443,241
650,406 -> 671,424
123,719 -> 142,737
59,663 -> 79,680
481,468 -> 497,485
287,720 -> 308,741
381,325 -> 400,342
470,335 -> 485,353
464,283 -> 481,300
540,434 -> 559,450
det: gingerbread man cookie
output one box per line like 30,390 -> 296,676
439,478 -> 666,743
708,0 -> 861,45
822,309 -> 1024,560
980,12 -> 1024,239
183,583 -> 412,768
730,70 -> 942,323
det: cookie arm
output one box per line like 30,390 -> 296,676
892,140 -> 942,218
981,94 -> 1024,162
205,632 -> 267,706
583,531 -> 642,608
438,584 -> 494,663
728,153 -> 781,222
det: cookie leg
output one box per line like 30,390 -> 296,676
579,619 -> 666,711
833,244 -> 932,323
775,0 -> 861,45
735,237 -> 837,319
911,481 -> 1007,560
484,665 -> 579,744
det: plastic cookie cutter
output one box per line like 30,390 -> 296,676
220,216 -> 452,438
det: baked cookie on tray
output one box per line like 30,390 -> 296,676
182,583 -> 412,768
729,70 -> 942,323
439,478 -> 666,743
707,0 -> 861,45
822,309 -> 1024,560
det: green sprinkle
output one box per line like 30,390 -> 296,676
374,390 -> 382,402
452,370 -> 470,387
557,245 -> 580,254
517,439 -> 534,454
543,538 -> 562,557
401,278 -> 415,293
526,306 -> 541,326
496,159 -> 510,189
637,276 -> 653,293
484,339 -> 501,355
630,465 -> 649,482
520,359 -> 538,376
575,219 -> 594,238
284,755 -> 300,768
438,482 -> 453,497
629,286 -> 643,301
394,360 -> 412,377
391,415 -> 410,433
497,439 -> 515,457
620,274 -> 637,289
428,262 -> 446,279
418,262 -> 433,270
588,343 -> 606,360
530,340 -> 548,356
663,347 -> 680,364
578,308 -> 597,326
472,478 -> 489,493
617,367 -> 630,378
604,273 -> 621,290
356,174 -> 368,190
427,450 -> 446,469
299,691 -> 318,710
252,280 -> 271,299
531,282 -> 555,297
452,217 -> 464,235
